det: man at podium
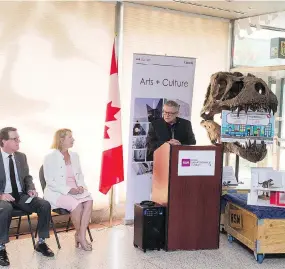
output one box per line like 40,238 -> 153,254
146,100 -> 196,161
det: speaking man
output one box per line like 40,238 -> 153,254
146,100 -> 196,161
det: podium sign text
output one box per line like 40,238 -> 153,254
178,150 -> 216,176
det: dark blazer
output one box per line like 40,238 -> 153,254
0,150 -> 35,194
146,117 -> 196,161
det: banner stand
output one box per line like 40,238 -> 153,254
125,53 -> 196,221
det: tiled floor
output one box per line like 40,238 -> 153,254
2,225 -> 285,269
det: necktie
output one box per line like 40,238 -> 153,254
171,126 -> 175,139
8,155 -> 20,202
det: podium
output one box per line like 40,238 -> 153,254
151,143 -> 223,251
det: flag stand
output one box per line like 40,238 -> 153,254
109,186 -> 114,227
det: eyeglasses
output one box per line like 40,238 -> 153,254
8,137 -> 20,142
163,111 -> 178,116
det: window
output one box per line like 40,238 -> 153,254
0,1 -> 116,210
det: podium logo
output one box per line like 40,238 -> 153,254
181,159 -> 190,167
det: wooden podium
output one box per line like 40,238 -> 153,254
152,143 -> 223,251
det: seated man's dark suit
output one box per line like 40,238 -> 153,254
146,117 -> 196,161
0,151 -> 51,249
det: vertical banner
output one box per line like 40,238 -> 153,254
125,54 -> 196,221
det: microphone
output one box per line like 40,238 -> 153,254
170,120 -> 179,140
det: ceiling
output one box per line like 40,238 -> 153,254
131,1 -> 285,20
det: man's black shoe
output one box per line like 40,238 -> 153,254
0,249 -> 10,266
35,242 -> 54,257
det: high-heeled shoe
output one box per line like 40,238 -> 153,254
77,237 -> 92,251
75,234 -> 92,248
86,239 -> 92,247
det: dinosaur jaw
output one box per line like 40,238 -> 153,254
224,141 -> 267,163
202,120 -> 267,163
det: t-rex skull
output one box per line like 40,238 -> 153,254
200,72 -> 278,163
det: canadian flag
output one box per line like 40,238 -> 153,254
99,41 -> 124,194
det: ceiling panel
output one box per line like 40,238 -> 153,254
130,1 -> 285,19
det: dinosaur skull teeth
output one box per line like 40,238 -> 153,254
231,105 -> 273,117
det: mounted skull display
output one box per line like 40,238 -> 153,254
200,72 -> 278,163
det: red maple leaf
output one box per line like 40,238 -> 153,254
104,125 -> 110,139
105,101 -> 120,122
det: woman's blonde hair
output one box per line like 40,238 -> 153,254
51,128 -> 72,150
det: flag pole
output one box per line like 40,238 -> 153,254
107,3 -> 120,228
109,186 -> 114,227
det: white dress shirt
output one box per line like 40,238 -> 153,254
1,151 -> 22,194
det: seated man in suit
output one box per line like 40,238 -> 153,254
146,100 -> 196,161
0,127 -> 54,267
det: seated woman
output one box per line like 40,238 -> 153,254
43,128 -> 93,251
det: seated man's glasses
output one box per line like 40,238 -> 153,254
9,137 -> 20,142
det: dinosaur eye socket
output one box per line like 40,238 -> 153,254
223,81 -> 244,100
255,82 -> 266,95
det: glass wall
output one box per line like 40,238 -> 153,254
230,10 -> 285,183
233,11 -> 285,67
